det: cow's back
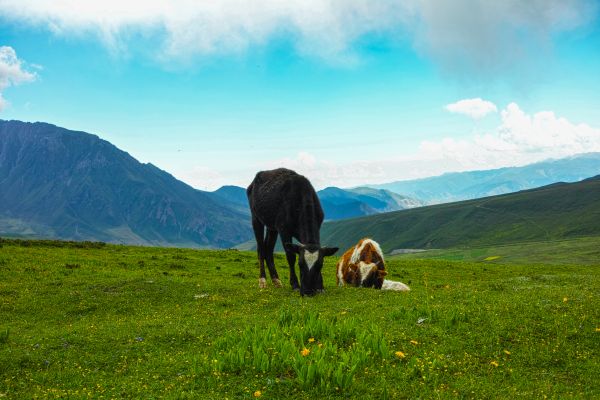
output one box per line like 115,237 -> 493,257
247,168 -> 323,231
337,238 -> 387,287
337,238 -> 385,278
350,239 -> 385,270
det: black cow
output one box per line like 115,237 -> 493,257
246,168 -> 338,296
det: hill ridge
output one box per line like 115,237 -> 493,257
321,175 -> 600,252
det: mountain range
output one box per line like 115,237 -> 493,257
0,120 -> 251,247
2,119 -> 600,249
211,185 -> 424,221
317,186 -> 423,220
368,153 -> 600,204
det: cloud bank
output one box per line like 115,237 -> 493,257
0,46 -> 36,111
420,102 -> 600,171
445,98 -> 497,119
319,102 -> 600,187
0,1 -> 596,72
180,102 -> 600,190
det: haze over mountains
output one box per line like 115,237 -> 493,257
368,153 -> 600,204
212,184 -> 424,221
2,119 -> 600,249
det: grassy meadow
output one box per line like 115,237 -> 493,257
0,238 -> 599,399
391,236 -> 600,265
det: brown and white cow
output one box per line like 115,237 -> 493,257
336,238 -> 410,291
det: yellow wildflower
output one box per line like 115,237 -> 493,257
504,350 -> 511,355
253,390 -> 262,398
410,340 -> 419,345
596,327 -> 600,332
301,348 -> 310,357
563,297 -> 568,302
490,361 -> 499,367
395,351 -> 406,359
308,337 -> 315,343
317,343 -> 323,348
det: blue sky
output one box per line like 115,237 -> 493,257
1,1 -> 599,190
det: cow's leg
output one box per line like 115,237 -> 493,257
286,252 -> 299,291
264,229 -> 282,288
280,233 -> 299,290
252,217 -> 267,288
317,272 -> 324,292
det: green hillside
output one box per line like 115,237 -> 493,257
321,175 -> 600,253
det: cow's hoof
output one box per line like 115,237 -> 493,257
272,278 -> 283,288
258,278 -> 267,289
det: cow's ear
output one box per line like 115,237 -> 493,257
284,243 -> 302,254
321,247 -> 339,257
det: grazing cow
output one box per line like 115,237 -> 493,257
246,168 -> 338,296
337,238 -> 410,291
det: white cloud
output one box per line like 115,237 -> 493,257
0,46 -> 37,111
0,46 -> 36,87
498,102 -> 600,155
177,151 -> 389,191
419,102 -> 600,171
0,1 -> 595,71
175,165 -> 226,192
445,98 -> 497,119
261,151 -> 388,189
0,0 -> 408,63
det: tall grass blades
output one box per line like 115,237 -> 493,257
205,308 -> 393,393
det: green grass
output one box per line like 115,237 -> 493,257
0,240 -> 599,399
391,236 -> 600,265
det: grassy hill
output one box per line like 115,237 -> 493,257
321,175 -> 600,253
0,239 -> 598,398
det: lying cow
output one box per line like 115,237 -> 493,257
336,238 -> 410,291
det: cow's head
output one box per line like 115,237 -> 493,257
358,262 -> 387,289
284,243 -> 338,296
